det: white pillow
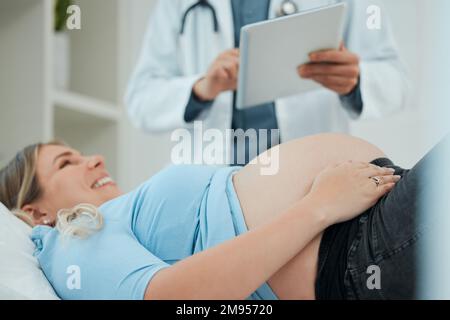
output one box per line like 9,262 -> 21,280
0,202 -> 60,300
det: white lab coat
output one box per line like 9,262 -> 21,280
126,0 -> 408,144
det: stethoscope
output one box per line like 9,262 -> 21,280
180,0 -> 299,34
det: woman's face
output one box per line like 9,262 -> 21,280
24,144 -> 122,225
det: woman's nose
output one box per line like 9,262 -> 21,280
87,155 -> 105,169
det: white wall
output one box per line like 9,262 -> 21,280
349,0 -> 425,168
120,0 -> 442,190
120,0 -> 174,191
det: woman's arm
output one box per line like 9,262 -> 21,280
145,163 -> 399,300
146,197 -> 326,300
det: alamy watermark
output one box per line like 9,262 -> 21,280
367,5 -> 382,30
366,265 -> 381,290
66,5 -> 81,30
171,121 -> 280,176
66,265 -> 81,290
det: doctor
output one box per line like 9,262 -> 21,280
126,0 -> 408,165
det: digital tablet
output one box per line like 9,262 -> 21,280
236,3 -> 347,109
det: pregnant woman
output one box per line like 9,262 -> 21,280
0,133 -> 448,300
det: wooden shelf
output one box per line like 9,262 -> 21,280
53,90 -> 121,122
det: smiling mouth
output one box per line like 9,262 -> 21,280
92,176 -> 115,189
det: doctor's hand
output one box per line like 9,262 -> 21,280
298,43 -> 360,96
193,49 -> 240,101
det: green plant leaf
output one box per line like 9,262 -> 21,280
54,0 -> 74,32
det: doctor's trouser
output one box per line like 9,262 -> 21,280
316,133 -> 450,299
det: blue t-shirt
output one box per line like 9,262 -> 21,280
31,165 -> 278,300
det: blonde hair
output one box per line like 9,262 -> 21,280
0,142 -> 103,239
56,203 -> 103,239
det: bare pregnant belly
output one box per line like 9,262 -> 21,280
232,134 -> 386,299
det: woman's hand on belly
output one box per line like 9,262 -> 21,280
306,161 -> 401,225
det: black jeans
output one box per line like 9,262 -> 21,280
317,133 -> 450,299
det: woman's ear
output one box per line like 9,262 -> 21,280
21,204 -> 49,225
